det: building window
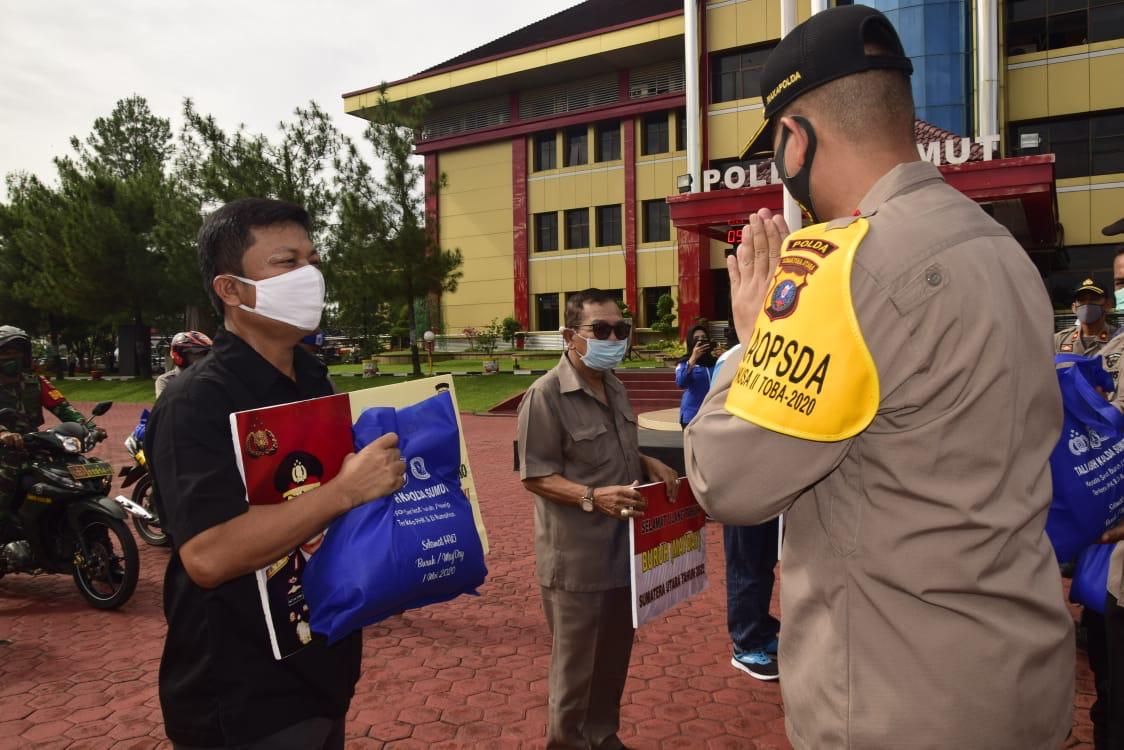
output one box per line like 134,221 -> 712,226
675,109 -> 687,152
535,212 -> 558,251
595,205 -> 622,247
606,289 -> 626,317
534,131 -> 556,171
642,112 -> 669,155
710,43 -> 777,104
564,126 -> 588,167
565,208 -> 590,249
596,121 -> 621,162
1010,110 -> 1124,179
1095,111 -> 1124,175
642,199 -> 670,243
643,286 -> 671,327
1006,0 -> 1124,55
536,293 -> 560,331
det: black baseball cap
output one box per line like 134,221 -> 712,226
740,5 -> 914,159
1073,277 -> 1108,299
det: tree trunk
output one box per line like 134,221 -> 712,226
134,308 -> 152,379
184,304 -> 207,332
406,270 -> 422,377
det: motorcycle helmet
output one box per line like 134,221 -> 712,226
0,326 -> 32,370
170,331 -> 213,368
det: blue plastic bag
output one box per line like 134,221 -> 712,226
131,409 -> 149,444
303,390 -> 487,643
1069,543 -> 1115,614
1046,354 -> 1124,563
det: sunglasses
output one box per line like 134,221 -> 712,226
577,320 -> 632,340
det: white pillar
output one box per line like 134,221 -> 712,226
780,0 -> 801,230
684,0 -> 702,192
778,0 -> 827,229
976,0 -> 998,140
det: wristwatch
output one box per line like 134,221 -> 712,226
580,486 -> 595,513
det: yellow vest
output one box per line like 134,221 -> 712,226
724,218 -> 879,442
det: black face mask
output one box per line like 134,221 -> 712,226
0,359 -> 21,379
776,115 -> 819,224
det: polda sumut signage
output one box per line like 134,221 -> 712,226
702,135 -> 1002,192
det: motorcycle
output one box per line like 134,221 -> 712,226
0,402 -> 140,609
119,410 -> 166,546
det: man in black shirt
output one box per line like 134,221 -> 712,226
147,198 -> 405,749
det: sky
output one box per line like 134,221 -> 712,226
0,0 -> 578,198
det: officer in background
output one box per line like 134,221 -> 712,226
0,326 -> 103,533
683,6 -> 1073,748
1055,277 -> 1116,354
155,331 -> 213,399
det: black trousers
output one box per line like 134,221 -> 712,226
1107,594 -> 1124,750
172,716 -> 345,750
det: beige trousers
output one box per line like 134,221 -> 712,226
541,586 -> 636,750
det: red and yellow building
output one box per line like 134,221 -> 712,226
344,0 -> 1124,334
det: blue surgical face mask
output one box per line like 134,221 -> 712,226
577,335 -> 628,371
1115,287 -> 1124,311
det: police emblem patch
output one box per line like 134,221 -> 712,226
245,417 -> 278,458
764,262 -> 813,321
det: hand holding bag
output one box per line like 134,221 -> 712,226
1046,354 -> 1124,563
303,391 -> 487,643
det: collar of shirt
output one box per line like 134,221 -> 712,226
857,161 -> 945,217
1071,325 -> 1113,342
211,328 -> 328,398
556,352 -> 627,401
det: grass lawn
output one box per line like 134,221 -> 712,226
53,378 -> 168,405
328,353 -> 671,375
57,373 -> 535,413
330,374 -> 531,412
329,356 -> 562,375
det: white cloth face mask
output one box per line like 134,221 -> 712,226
225,264 -> 325,332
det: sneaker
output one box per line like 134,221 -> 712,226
731,649 -> 779,681
765,637 -> 779,656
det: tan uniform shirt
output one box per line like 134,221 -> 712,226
1054,324 -> 1116,355
154,366 -> 182,398
517,355 -> 644,591
685,162 -> 1073,750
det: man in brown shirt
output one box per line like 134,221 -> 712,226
685,7 -> 1073,748
1055,277 -> 1116,355
517,288 -> 678,750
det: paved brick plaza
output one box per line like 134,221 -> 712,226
0,401 -> 1097,749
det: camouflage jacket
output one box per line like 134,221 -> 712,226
0,373 -> 88,432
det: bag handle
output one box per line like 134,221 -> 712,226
1056,354 -> 1124,430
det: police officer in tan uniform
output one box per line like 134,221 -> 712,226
1055,277 -> 1116,355
684,6 -> 1073,749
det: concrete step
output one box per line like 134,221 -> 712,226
628,393 -> 682,401
628,397 -> 683,409
616,371 -> 676,381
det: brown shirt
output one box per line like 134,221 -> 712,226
517,355 -> 644,591
685,162 -> 1073,750
1054,324 -> 1116,355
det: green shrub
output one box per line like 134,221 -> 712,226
651,294 -> 677,336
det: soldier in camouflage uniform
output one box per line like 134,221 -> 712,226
0,326 -> 102,532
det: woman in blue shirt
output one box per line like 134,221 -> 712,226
675,325 -> 718,428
